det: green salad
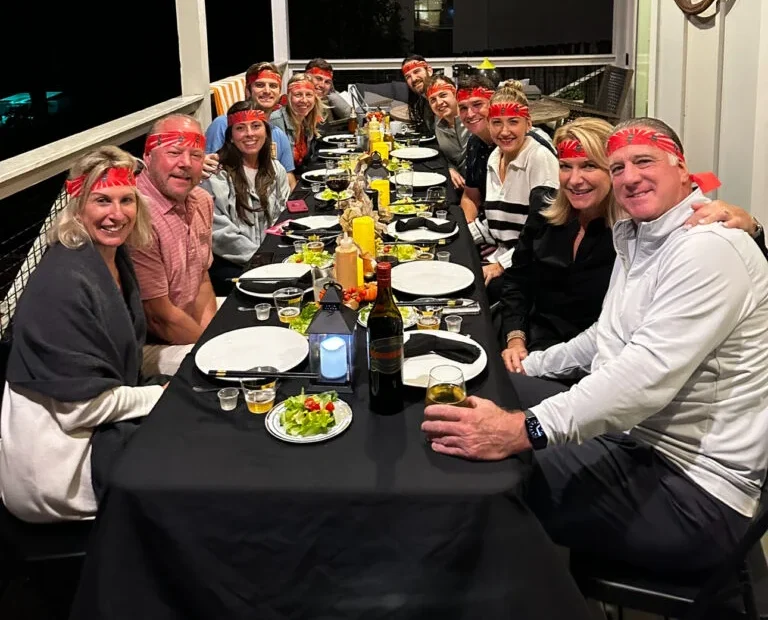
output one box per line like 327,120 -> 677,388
358,304 -> 416,327
280,390 -> 338,437
289,303 -> 319,337
376,241 -> 418,261
317,188 -> 353,201
386,156 -> 402,172
286,249 -> 334,268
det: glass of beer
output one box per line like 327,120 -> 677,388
425,365 -> 467,406
415,297 -> 442,330
241,382 -> 276,415
273,287 -> 303,324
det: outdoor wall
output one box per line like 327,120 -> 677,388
649,0 -> 768,222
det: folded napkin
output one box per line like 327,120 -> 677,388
403,333 -> 481,364
237,272 -> 312,295
284,221 -> 342,233
395,217 -> 456,234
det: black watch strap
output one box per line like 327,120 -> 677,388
523,409 -> 548,451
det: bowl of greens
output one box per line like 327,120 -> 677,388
264,389 -> 353,443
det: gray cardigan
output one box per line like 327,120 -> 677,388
202,161 -> 290,265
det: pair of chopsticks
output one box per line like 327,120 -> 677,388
395,300 -> 474,308
207,370 -> 318,379
228,276 -> 306,283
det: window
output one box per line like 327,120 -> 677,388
287,0 -> 613,60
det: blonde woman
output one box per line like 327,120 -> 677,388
269,72 -> 324,171
500,118 -> 764,374
1,146 -> 166,522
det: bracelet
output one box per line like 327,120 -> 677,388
506,330 -> 527,344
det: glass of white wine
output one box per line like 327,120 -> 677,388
273,287 -> 303,324
425,365 -> 467,407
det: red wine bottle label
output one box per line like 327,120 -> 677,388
369,336 -> 404,373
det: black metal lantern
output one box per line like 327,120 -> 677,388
306,283 -> 357,392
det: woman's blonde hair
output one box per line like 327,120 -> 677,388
489,80 -> 529,107
541,117 -> 621,227
49,146 -> 153,249
286,72 -> 326,137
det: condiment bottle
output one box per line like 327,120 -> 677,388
335,234 -> 358,291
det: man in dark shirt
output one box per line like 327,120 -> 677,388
401,55 -> 436,135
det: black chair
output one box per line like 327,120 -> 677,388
570,480 -> 768,619
0,328 -> 93,617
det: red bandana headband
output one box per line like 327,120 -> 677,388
247,70 -> 282,87
143,131 -> 206,157
288,80 -> 315,93
488,102 -> 530,119
402,60 -> 428,76
426,83 -> 456,99
456,87 -> 495,102
307,67 -> 333,80
227,109 -> 268,126
606,127 -> 721,193
557,139 -> 587,160
66,167 -> 136,198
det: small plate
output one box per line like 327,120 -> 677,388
389,147 -> 439,161
357,305 -> 418,329
402,330 -> 488,388
265,399 -> 353,444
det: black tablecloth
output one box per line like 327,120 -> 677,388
70,152 -> 591,619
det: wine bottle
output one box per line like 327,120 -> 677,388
367,262 -> 404,414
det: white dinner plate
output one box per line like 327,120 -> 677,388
391,171 -> 447,188
321,134 -> 356,145
386,217 -> 458,242
394,133 -> 436,144
402,330 -> 488,388
283,215 -> 341,240
195,326 -> 309,382
265,398 -> 353,444
236,263 -> 312,299
389,147 -> 439,161
301,168 -> 344,183
391,261 -> 475,297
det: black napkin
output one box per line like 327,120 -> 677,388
395,217 -> 456,234
237,272 -> 312,295
403,333 -> 481,364
285,221 -> 342,233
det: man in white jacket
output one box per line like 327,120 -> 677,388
421,117 -> 768,572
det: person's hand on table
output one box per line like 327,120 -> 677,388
685,200 -> 757,236
449,168 -> 466,190
202,153 -> 220,180
422,396 -> 530,460
502,338 -> 528,374
482,262 -> 504,285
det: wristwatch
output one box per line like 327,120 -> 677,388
523,409 -> 548,451
753,218 -> 764,240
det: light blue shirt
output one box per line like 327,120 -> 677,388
204,114 -> 295,173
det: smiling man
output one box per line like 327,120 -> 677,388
422,117 -> 768,573
401,55 -> 435,134
305,58 -> 352,122
131,114 -> 217,365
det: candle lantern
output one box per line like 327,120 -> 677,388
307,282 -> 357,392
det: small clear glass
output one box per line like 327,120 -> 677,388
425,365 -> 467,406
306,240 -> 325,254
242,385 -> 276,415
395,168 -> 414,200
273,287 -> 303,324
311,181 -> 323,194
426,186 -> 446,207
293,240 -> 306,254
217,387 -> 239,411
435,209 -> 448,220
444,315 -> 463,333
255,303 -> 271,321
415,297 -> 443,330
436,251 -> 450,262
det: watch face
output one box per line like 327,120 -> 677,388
525,416 -> 548,450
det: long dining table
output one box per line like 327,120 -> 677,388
70,148 -> 592,619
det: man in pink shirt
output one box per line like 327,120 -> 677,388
131,114 -> 217,371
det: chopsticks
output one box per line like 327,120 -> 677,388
396,300 -> 475,308
207,370 -> 319,379
228,276 -> 306,283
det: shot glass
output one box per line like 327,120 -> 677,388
311,181 -> 324,194
217,387 -> 239,411
436,251 -> 450,262
444,315 -> 463,333
435,209 -> 448,220
306,240 -> 325,254
242,384 -> 276,415
293,240 -> 306,254
255,302 -> 271,321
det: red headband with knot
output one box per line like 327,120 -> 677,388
488,102 -> 530,119
288,80 -> 315,93
402,60 -> 428,76
227,109 -> 268,126
307,67 -> 333,80
426,83 -> 456,99
607,127 -> 721,193
247,70 -> 282,87
557,139 -> 587,160
66,167 -> 136,198
143,131 -> 206,157
457,87 -> 495,102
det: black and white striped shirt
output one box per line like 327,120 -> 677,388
469,137 -> 558,268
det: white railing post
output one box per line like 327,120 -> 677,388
176,0 -> 212,128
272,0 -> 292,82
